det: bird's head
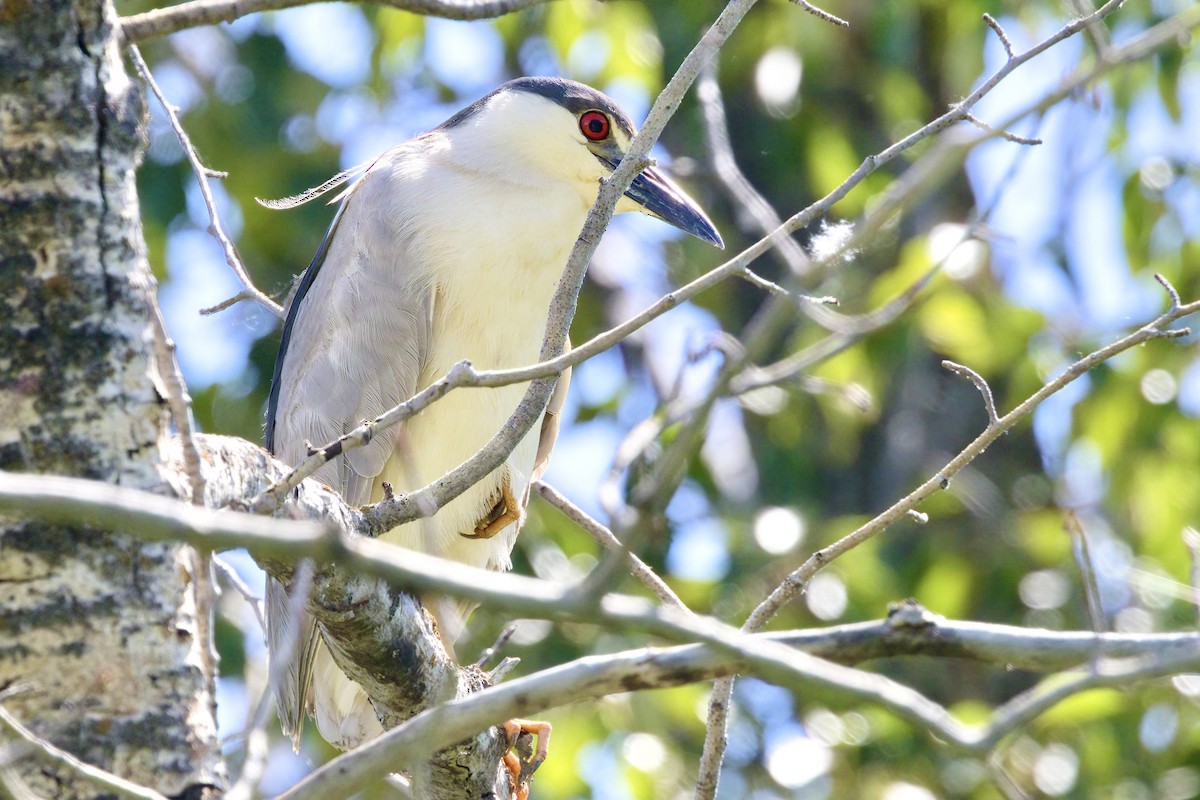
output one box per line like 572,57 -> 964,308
437,76 -> 724,249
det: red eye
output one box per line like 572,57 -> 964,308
580,110 -> 610,141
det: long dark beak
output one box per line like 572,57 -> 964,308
621,164 -> 724,249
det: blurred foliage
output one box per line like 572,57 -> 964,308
125,0 -> 1200,797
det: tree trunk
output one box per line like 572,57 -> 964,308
0,1 -> 223,796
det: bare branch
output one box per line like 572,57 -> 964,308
211,553 -> 266,631
696,284 -> 1200,798
789,0 -> 849,28
942,360 -> 1000,428
0,704 -> 169,800
148,298 -> 205,503
982,12 -> 1016,59
4,458 -> 1198,794
1156,272 -> 1182,310
279,614 -> 1200,800
697,60 -> 811,277
964,112 -> 1043,145
534,480 -> 687,609
120,0 -> 552,43
692,7 -> 1200,792
748,288 -> 1200,635
729,261 -> 939,394
973,649 -> 1198,752
127,45 -> 283,319
200,289 -> 261,317
471,625 -> 517,671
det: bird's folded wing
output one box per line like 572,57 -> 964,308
264,153 -> 434,741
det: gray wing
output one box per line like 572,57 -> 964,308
264,151 -> 433,744
266,153 -> 433,503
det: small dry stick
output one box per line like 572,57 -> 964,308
147,291 -> 220,746
472,624 -> 518,670
127,45 -> 283,320
148,299 -> 205,504
965,112 -> 1043,145
534,480 -> 688,610
1156,272 -> 1183,309
791,0 -> 849,27
942,360 -> 1000,427
212,553 -> 266,632
983,13 -> 1016,59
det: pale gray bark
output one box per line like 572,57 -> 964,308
0,1 -> 222,797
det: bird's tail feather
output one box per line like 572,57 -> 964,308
265,576 -> 319,752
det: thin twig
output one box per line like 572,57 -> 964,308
1156,272 -> 1182,310
789,0 -> 848,27
146,287 -> 221,767
471,625 -> 518,671
965,112 -> 1043,145
747,285 -> 1198,635
942,360 -> 1000,427
211,554 -> 266,632
697,284 -> 1200,798
120,0 -> 552,43
534,481 -> 688,609
982,13 -> 1015,59
201,289 -> 258,317
127,45 -> 283,320
697,60 -> 810,277
148,298 -> 205,504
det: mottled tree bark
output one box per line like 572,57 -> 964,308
0,1 -> 223,796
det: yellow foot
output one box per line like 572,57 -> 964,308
502,718 -> 552,800
464,474 -> 521,540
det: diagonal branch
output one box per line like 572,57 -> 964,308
0,702 -> 170,800
119,0 -> 551,43
128,45 -> 283,319
277,613 -> 1200,800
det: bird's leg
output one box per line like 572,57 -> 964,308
502,718 -> 552,800
464,474 -> 520,539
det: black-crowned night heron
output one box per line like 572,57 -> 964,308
264,76 -> 722,790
